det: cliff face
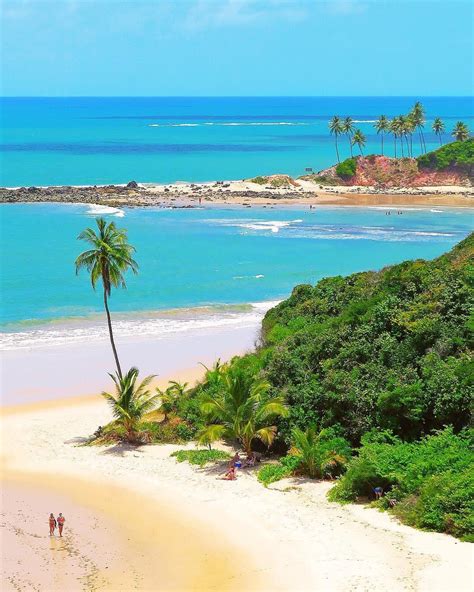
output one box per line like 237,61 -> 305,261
317,155 -> 472,188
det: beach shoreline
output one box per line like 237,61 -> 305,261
1,178 -> 473,209
2,392 -> 473,592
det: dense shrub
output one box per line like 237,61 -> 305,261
417,139 -> 474,175
335,158 -> 357,179
258,234 -> 474,444
328,428 -> 474,540
171,449 -> 231,467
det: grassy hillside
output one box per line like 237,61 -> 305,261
417,138 -> 474,175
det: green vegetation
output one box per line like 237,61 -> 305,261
249,175 -> 267,185
75,217 -> 138,378
329,101 -> 470,162
101,367 -> 159,443
171,449 -> 231,467
417,138 -> 474,176
335,157 -> 357,179
257,234 -> 473,444
197,367 -> 288,453
329,428 -> 473,541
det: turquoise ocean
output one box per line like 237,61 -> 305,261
0,97 -> 473,350
1,203 -> 472,350
1,96 -> 473,186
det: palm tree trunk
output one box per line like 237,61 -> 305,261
335,136 -> 340,163
359,145 -> 363,156
394,136 -> 397,158
348,136 -> 353,157
420,129 -> 426,153
104,288 -> 122,378
381,134 -> 384,156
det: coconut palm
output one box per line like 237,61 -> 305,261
329,116 -> 343,163
197,369 -> 288,454
452,121 -> 470,142
75,217 -> 138,379
102,367 -> 159,443
157,380 -> 189,421
432,117 -> 445,145
290,426 -> 351,479
406,114 -> 416,157
341,116 -> 355,157
410,101 -> 426,154
374,115 -> 389,155
351,128 -> 366,156
389,118 -> 399,158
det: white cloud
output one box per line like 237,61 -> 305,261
182,0 -> 307,31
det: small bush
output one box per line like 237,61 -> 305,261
258,455 -> 301,486
336,158 -> 357,180
249,176 -> 268,185
171,449 -> 231,467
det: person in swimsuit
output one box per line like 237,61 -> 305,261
49,513 -> 56,536
223,466 -> 236,480
57,513 -> 65,537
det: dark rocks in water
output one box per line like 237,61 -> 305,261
126,181 -> 139,188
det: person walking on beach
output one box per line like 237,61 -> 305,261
57,513 -> 66,537
49,513 -> 57,536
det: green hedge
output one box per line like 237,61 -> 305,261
335,158 -> 357,179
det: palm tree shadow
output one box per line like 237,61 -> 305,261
100,442 -> 146,457
64,436 -> 90,445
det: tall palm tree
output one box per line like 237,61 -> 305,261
389,118 -> 399,158
341,116 -> 355,157
452,121 -> 470,142
198,369 -> 288,454
374,115 -> 389,155
399,115 -> 412,157
406,113 -> 416,157
351,128 -> 366,156
329,116 -> 343,163
432,117 -> 445,145
410,101 -> 426,154
75,217 -> 138,379
102,367 -> 159,443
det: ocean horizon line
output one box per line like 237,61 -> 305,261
2,94 -> 474,99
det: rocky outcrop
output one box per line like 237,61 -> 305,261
314,155 -> 472,188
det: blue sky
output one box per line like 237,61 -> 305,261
2,0 -> 473,96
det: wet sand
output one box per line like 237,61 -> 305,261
1,471 -> 251,592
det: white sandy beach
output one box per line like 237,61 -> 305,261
2,366 -> 473,591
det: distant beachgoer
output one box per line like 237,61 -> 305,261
223,466 -> 236,480
57,513 -> 65,537
244,452 -> 256,467
230,452 -> 241,469
49,513 -> 57,536
373,486 -> 383,500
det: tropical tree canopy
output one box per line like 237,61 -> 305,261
452,121 -> 470,142
75,217 -> 138,296
197,368 -> 288,453
351,128 -> 366,154
102,367 -> 159,442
